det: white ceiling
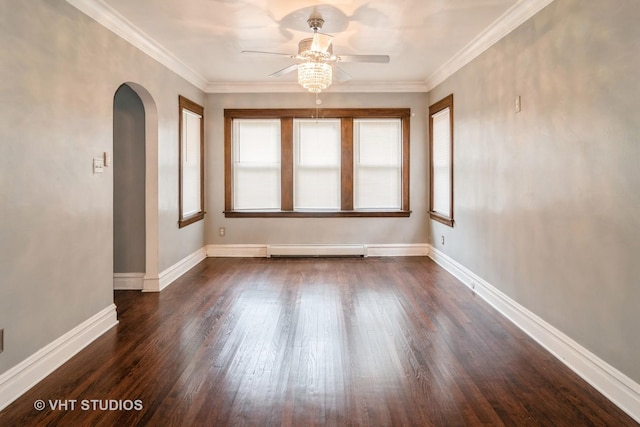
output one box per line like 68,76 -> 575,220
66,0 -> 554,93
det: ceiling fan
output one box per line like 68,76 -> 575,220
241,17 -> 390,93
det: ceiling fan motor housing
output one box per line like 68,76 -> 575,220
298,38 -> 333,59
307,17 -> 324,31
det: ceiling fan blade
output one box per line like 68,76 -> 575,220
337,54 -> 390,63
332,65 -> 352,83
269,64 -> 298,78
311,33 -> 333,53
241,50 -> 295,59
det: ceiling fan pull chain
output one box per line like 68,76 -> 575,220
314,93 -> 321,120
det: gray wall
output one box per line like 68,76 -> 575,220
113,84 -> 146,273
428,0 -> 640,383
0,0 -> 204,374
205,92 -> 430,245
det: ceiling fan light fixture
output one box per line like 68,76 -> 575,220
242,15 -> 388,91
298,61 -> 332,93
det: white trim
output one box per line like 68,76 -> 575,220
366,244 -> 429,257
65,0 -> 207,90
206,244 -> 268,258
0,304 -> 118,411
113,272 -> 144,290
142,274 -> 159,292
425,0 -> 556,90
143,247 -> 206,292
428,246 -> 640,424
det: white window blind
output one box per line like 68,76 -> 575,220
233,119 -> 281,210
293,119 -> 341,210
181,109 -> 202,217
431,108 -> 451,216
354,119 -> 402,209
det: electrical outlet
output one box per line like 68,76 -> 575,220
0,328 -> 4,353
441,235 -> 445,245
219,227 -> 225,237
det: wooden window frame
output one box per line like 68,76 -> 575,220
178,96 -> 205,228
429,94 -> 454,227
224,108 -> 411,218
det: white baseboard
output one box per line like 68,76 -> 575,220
143,247 -> 206,292
0,304 -> 118,411
366,244 -> 429,257
206,244 -> 268,258
142,274 -> 159,292
113,272 -> 144,290
205,244 -> 429,258
428,246 -> 640,424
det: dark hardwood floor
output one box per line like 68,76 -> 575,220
0,257 -> 636,426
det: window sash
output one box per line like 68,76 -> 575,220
181,110 -> 202,217
294,119 -> 341,210
178,96 -> 205,228
429,95 -> 454,226
232,119 -> 281,210
353,119 -> 402,210
431,108 -> 451,215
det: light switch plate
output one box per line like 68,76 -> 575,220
93,158 -> 104,174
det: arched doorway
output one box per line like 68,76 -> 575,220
112,83 -> 160,291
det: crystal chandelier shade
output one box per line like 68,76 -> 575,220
297,62 -> 332,93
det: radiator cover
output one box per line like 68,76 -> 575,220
266,244 -> 366,258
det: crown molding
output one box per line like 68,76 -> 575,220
205,80 -> 430,94
424,0 -> 556,91
65,0 -> 208,91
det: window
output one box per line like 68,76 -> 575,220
429,94 -> 454,226
178,96 -> 205,228
354,119 -> 402,210
224,108 -> 411,218
233,119 -> 281,210
294,119 -> 341,210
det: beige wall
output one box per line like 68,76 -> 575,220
0,0 -> 205,374
204,92 -> 430,246
428,0 -> 640,383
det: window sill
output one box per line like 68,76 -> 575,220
429,212 -> 454,227
224,210 -> 412,218
178,212 -> 205,228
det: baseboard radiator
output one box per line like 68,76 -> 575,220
266,244 -> 366,258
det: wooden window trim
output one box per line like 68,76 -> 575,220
341,118 -> 354,211
224,108 -> 411,218
281,118 -> 294,211
223,210 -> 411,218
429,94 -> 454,227
178,96 -> 205,228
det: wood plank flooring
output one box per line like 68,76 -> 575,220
0,257 -> 636,426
